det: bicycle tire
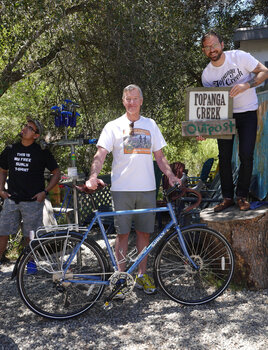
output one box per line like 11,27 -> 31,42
154,226 -> 234,305
17,231 -> 109,319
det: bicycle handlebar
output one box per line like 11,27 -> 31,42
181,188 -> 202,213
164,172 -> 188,197
74,183 -> 107,194
164,179 -> 202,213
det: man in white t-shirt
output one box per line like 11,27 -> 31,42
86,84 -> 180,296
200,31 -> 268,212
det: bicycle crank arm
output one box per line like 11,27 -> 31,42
104,282 -> 126,306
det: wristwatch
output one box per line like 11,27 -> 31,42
44,190 -> 48,196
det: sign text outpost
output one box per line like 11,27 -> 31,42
182,119 -> 236,137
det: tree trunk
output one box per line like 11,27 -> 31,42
200,206 -> 268,289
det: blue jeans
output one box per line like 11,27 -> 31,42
217,110 -> 257,199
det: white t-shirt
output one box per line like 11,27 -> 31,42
202,50 -> 259,113
97,114 -> 167,191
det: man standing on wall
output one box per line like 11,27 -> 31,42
201,30 -> 268,212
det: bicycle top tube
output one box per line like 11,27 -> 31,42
94,205 -> 170,218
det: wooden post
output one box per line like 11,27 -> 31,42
200,206 -> 268,289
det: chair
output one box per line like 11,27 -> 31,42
197,162 -> 239,209
188,158 -> 214,186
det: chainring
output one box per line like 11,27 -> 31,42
109,271 -> 135,297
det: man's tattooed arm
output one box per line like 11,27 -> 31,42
248,62 -> 268,88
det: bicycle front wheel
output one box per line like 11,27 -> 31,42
17,233 -> 109,319
154,226 -> 234,305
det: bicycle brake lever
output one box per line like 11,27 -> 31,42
165,182 -> 181,196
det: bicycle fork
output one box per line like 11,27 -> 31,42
167,202 -> 199,271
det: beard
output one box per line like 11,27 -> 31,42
209,50 -> 223,62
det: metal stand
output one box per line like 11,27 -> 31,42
50,137 -> 97,225
49,99 -> 97,226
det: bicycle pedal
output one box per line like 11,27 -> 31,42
103,301 -> 113,311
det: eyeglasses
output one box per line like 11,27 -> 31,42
23,124 -> 38,133
129,122 -> 134,136
203,43 -> 221,52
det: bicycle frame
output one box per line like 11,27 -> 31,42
45,200 -> 199,286
17,182 -> 234,319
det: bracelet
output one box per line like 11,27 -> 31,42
44,190 -> 48,196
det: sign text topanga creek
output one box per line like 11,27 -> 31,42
182,87 -> 236,138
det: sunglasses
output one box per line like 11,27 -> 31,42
129,121 -> 134,136
23,124 -> 38,133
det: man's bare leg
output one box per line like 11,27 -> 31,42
115,233 -> 129,272
136,231 -> 150,275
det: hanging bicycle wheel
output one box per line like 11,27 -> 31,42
17,232 -> 109,319
154,226 -> 234,305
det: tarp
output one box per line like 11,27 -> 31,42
233,90 -> 268,200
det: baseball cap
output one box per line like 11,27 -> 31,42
27,117 -> 44,136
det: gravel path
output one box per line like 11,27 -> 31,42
1,232 -> 268,350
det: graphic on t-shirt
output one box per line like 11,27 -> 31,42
213,68 -> 243,87
14,152 -> 31,172
123,128 -> 151,154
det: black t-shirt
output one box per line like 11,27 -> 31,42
0,142 -> 59,202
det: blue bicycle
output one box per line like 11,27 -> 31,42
15,183 -> 234,320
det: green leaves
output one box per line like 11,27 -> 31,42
0,0 -> 264,174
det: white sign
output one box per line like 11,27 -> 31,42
189,91 -> 229,121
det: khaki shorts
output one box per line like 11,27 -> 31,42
0,199 -> 44,237
111,191 -> 156,234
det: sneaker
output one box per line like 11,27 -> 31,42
135,274 -> 156,294
214,198 -> 234,212
237,197 -> 250,211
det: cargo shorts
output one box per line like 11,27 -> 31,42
0,198 -> 44,237
111,191 -> 156,235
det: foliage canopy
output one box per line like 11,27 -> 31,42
0,0 -> 266,174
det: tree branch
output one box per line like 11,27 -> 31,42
0,1 -> 91,96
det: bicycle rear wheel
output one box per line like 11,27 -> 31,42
17,232 -> 109,319
154,226 -> 234,305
